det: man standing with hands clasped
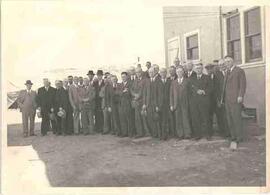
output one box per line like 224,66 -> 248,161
224,56 -> 246,150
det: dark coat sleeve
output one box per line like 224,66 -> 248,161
238,68 -> 247,98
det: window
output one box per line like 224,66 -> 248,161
186,34 -> 199,60
244,7 -> 262,62
167,37 -> 180,66
226,14 -> 242,64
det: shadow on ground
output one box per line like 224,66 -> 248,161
7,122 -> 266,187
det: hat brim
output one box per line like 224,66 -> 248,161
87,73 -> 95,75
25,83 -> 33,85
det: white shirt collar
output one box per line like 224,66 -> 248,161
230,65 -> 236,72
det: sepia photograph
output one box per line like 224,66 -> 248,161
1,1 -> 269,194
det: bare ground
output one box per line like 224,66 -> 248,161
7,122 -> 266,187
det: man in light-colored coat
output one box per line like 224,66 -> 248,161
224,56 -> 246,146
69,76 -> 81,134
17,80 -> 37,137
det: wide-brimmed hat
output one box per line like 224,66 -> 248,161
87,70 -> 95,76
97,70 -> 103,75
25,80 -> 33,85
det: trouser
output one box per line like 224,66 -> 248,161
130,108 -> 136,136
216,105 -> 230,137
225,102 -> 243,142
22,110 -> 36,135
64,107 -> 74,134
103,107 -> 111,133
119,106 -> 131,137
134,105 -> 144,137
147,106 -> 160,138
175,105 -> 191,138
95,106 -> 104,133
81,108 -> 95,134
159,108 -> 169,140
73,108 -> 81,134
56,115 -> 65,135
168,110 -> 176,137
41,110 -> 56,135
190,98 -> 210,138
111,103 -> 121,135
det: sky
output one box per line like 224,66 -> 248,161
2,0 -> 166,89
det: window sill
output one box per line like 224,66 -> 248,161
238,60 -> 265,69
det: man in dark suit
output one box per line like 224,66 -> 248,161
143,61 -> 151,79
184,61 -> 197,79
128,66 -> 136,137
100,76 -> 113,134
110,75 -> 121,136
17,80 -> 37,137
143,66 -> 162,138
54,80 -> 70,135
205,63 -> 217,137
170,66 -> 191,139
159,68 -> 171,140
37,78 -> 56,136
119,72 -> 132,137
168,66 -> 178,138
94,70 -> 105,133
131,67 -> 148,138
188,63 -> 213,140
63,79 -> 74,134
224,56 -> 246,147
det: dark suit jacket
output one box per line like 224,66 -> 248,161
94,79 -> 105,109
54,87 -> 69,112
160,78 -> 171,111
170,78 -> 189,110
188,74 -> 213,103
130,77 -> 146,108
214,70 -> 226,103
143,77 -> 163,109
37,86 -> 56,113
225,66 -> 246,104
185,71 -> 197,79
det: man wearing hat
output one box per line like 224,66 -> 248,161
17,80 -> 37,137
87,70 -> 95,86
94,70 -> 105,133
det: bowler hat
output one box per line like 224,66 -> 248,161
97,70 -> 103,75
87,70 -> 95,76
25,80 -> 33,85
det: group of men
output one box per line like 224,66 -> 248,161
17,55 -> 246,148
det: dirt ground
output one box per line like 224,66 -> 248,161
7,121 -> 266,188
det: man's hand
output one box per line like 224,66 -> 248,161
237,96 -> 243,103
50,108 -> 54,112
197,89 -> 205,95
142,104 -> 146,110
170,106 -> 174,112
155,107 -> 159,112
108,107 -> 112,112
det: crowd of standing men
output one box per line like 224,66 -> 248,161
17,55 -> 246,148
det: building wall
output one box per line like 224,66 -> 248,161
163,6 -> 222,66
163,6 -> 266,127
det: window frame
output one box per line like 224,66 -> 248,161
226,13 -> 242,64
184,29 -> 201,62
223,6 -> 265,68
167,36 -> 181,66
244,6 -> 263,63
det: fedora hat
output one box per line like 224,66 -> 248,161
97,70 -> 103,75
87,70 -> 95,76
25,80 -> 33,85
